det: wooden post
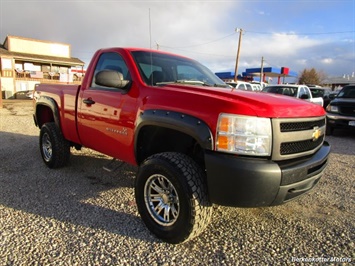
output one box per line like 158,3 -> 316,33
0,76 -> 3,108
234,28 -> 243,81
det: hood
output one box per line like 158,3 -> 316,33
144,84 -> 326,119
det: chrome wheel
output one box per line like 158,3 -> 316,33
144,174 -> 180,226
136,152 -> 212,243
41,132 -> 52,162
39,123 -> 70,168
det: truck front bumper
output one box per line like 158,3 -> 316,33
204,141 -> 330,207
327,113 -> 355,129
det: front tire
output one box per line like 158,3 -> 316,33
135,152 -> 212,244
39,122 -> 70,168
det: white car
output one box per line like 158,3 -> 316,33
226,81 -> 253,91
251,83 -> 262,91
251,81 -> 267,90
262,84 -> 324,106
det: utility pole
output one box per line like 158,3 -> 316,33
234,28 -> 243,81
260,56 -> 264,84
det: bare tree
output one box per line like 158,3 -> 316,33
298,68 -> 328,85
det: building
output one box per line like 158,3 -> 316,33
0,35 -> 84,99
323,74 -> 355,90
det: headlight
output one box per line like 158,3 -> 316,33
326,105 -> 338,113
216,114 -> 272,156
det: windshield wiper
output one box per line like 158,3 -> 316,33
155,80 -> 212,86
155,80 -> 229,88
174,80 -> 212,86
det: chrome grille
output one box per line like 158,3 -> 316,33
272,116 -> 326,161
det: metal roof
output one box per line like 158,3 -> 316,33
323,75 -> 355,85
243,67 -> 298,78
216,67 -> 298,80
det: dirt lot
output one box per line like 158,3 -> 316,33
0,100 -> 354,265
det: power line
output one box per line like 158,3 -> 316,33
159,45 -> 234,58
160,32 -> 237,49
158,29 -> 354,53
246,30 -> 355,35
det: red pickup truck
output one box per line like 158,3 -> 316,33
33,47 -> 330,244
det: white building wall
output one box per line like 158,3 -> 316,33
6,36 -> 70,58
0,77 -> 15,99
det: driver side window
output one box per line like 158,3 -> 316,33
91,52 -> 130,89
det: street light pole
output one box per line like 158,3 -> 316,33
234,28 -> 243,81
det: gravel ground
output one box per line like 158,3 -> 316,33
0,100 -> 354,265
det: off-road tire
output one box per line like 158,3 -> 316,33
39,122 -> 70,168
135,152 -> 212,244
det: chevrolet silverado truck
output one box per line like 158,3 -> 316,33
33,47 -> 330,244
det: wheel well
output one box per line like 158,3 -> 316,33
36,105 -> 55,128
136,126 -> 205,168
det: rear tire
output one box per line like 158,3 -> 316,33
39,122 -> 70,168
135,152 -> 212,244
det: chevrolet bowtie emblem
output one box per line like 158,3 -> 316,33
312,127 -> 321,141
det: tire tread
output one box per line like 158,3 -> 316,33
40,122 -> 70,168
140,152 -> 212,243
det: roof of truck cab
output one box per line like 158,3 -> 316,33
99,47 -> 192,59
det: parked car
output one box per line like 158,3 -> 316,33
251,81 -> 268,90
326,84 -> 355,135
227,81 -> 253,91
329,91 -> 339,100
13,90 -> 34,99
251,83 -> 262,91
309,87 -> 332,108
262,84 -> 324,106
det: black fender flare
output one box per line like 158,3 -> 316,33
135,109 -> 214,154
34,96 -> 60,128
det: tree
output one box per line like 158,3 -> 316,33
298,68 -> 327,85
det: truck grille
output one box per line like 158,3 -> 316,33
272,116 -> 326,161
280,136 -> 324,155
339,106 -> 355,116
280,119 -> 325,132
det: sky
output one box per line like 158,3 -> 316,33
0,0 -> 354,82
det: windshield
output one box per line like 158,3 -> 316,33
337,85 -> 355,98
131,51 -> 226,87
310,89 -> 325,98
262,86 -> 297,97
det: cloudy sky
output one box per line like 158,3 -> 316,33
1,0 -> 354,81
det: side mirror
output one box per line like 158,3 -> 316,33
95,70 -> 130,88
300,94 -> 309,99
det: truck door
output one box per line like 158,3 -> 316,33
77,52 -> 136,163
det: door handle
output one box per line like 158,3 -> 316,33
83,98 -> 96,105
